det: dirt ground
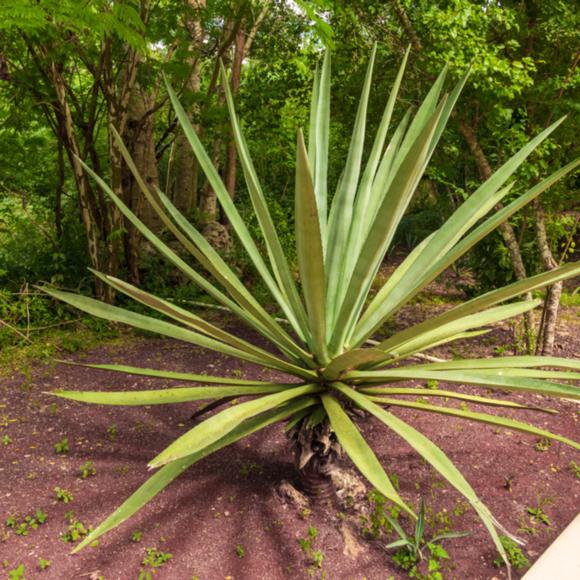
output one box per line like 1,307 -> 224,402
0,302 -> 579,580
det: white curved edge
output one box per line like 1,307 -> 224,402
522,512 -> 580,580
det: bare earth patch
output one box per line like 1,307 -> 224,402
0,305 -> 578,579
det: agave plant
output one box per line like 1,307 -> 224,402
42,46 -> 579,568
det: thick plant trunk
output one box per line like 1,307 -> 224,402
289,417 -> 340,501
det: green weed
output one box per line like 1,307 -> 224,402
78,460 -> 96,479
493,536 -> 529,569
54,487 -> 73,503
54,437 -> 69,455
138,548 -> 173,579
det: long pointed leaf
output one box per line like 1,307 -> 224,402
295,129 -> 328,362
366,397 -> 579,450
379,263 -> 580,354
165,77 -> 307,343
58,361 -> 276,385
332,383 -> 507,566
220,63 -> 311,340
41,287 -> 316,380
93,271 -> 302,375
321,393 -> 414,516
326,45 -> 377,327
350,368 -> 580,399
354,117 -> 568,345
149,384 -> 321,468
359,387 -> 557,413
71,396 -> 317,552
47,384 -> 290,405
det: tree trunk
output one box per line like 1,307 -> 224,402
55,120 -> 65,241
49,61 -> 111,302
533,201 -> 562,355
223,25 -> 245,201
173,0 -> 206,214
121,82 -> 162,284
458,120 -> 536,352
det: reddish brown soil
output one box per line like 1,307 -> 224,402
0,306 -> 579,580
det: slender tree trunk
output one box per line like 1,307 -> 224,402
223,25 -> 245,200
533,201 -> 562,355
49,61 -> 111,301
55,120 -> 65,241
390,0 -> 422,51
458,121 -> 536,352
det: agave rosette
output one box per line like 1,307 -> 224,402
42,46 -> 580,565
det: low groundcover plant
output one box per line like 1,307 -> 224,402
41,46 -> 579,571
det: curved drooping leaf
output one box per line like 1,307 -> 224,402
367,396 -> 579,450
78,152 -> 306,362
41,286 -> 316,380
408,355 -> 580,372
93,271 -> 302,375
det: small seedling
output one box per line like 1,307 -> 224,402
569,461 -> 580,479
534,438 -> 551,452
298,526 -> 325,576
139,548 -> 172,579
8,564 -> 26,579
493,535 -> 529,569
426,379 -> 438,390
385,500 -> 468,578
132,530 -> 143,542
239,462 -> 261,477
38,558 -> 51,571
235,544 -> 245,559
62,512 -> 90,543
361,490 -> 401,538
107,423 -> 118,442
78,460 -> 96,479
54,487 -> 73,503
5,510 -> 47,536
527,505 -> 551,526
54,437 -> 69,455
526,495 -> 554,527
2,435 -> 12,446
